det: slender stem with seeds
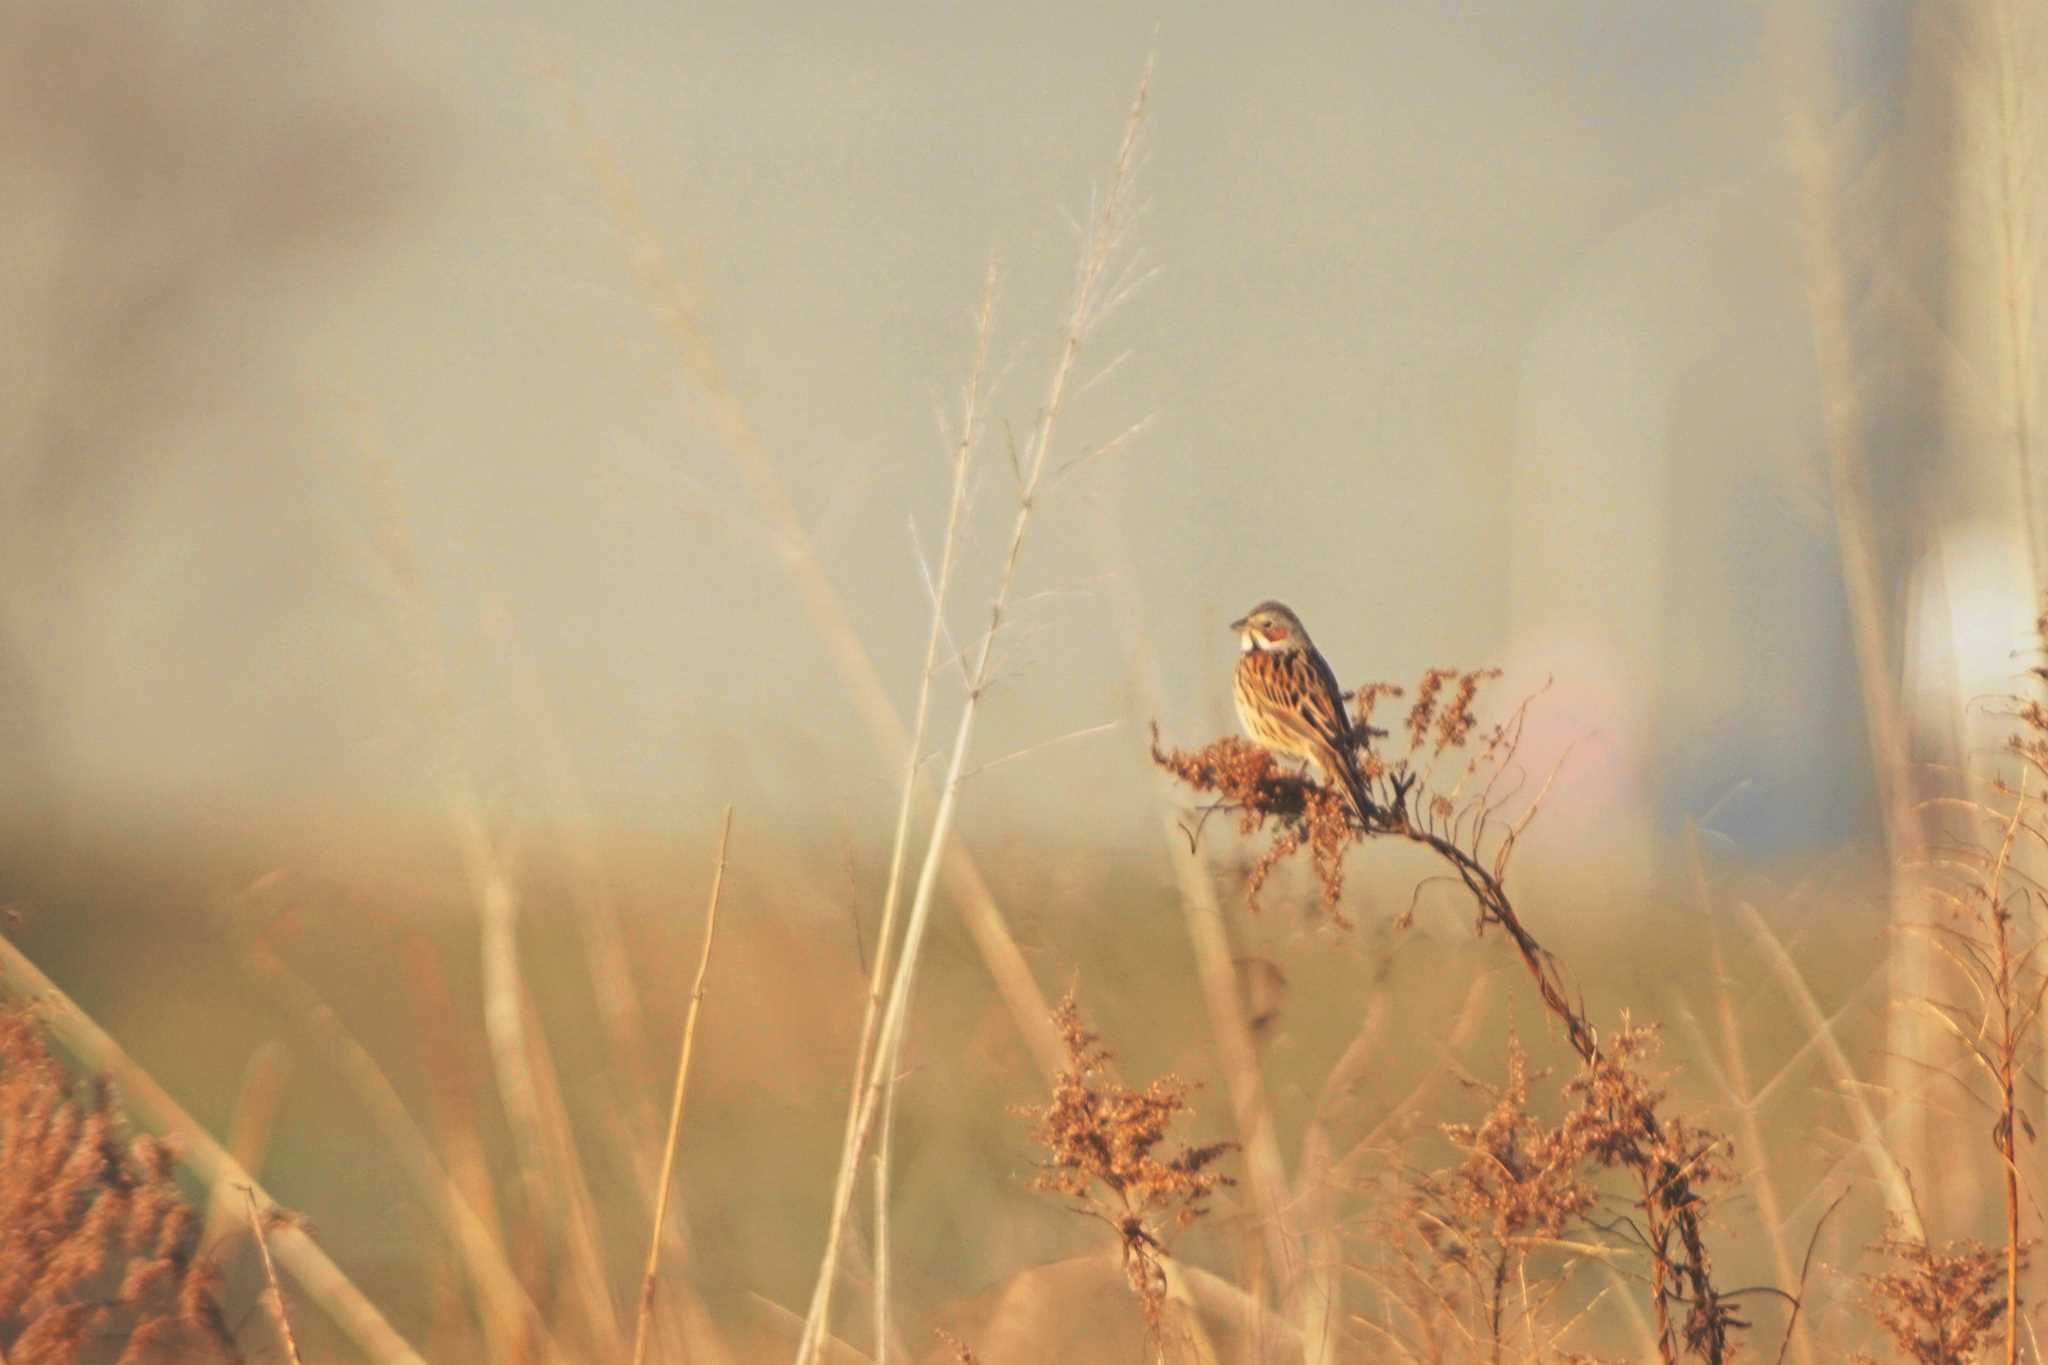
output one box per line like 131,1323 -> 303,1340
795,63 -> 1150,1365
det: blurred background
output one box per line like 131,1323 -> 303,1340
7,0 -> 2007,860
5,0 -> 2047,1360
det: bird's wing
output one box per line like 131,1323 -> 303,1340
1240,650 -> 1349,758
1302,647 -> 1355,748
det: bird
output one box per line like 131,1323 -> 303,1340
1230,600 -> 1374,823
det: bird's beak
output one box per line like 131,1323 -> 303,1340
1228,616 -> 1248,632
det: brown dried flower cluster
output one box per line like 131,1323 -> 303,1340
1391,1027 -> 1732,1363
1397,1038 -> 1601,1360
1016,993 -> 1236,1340
0,1006 -> 239,1364
1563,1020 -> 1738,1358
1148,726 -> 1357,918
1151,666 -> 1517,918
1432,1040 -> 1600,1248
1858,1216 -> 2028,1365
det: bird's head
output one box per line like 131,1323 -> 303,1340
1231,600 -> 1309,654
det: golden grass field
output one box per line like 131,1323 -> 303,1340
2,708 -> 2043,1363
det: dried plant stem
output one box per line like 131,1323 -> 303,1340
1989,792 -> 2025,1365
867,263 -> 997,1365
198,1041 -> 291,1251
1684,836 -> 1814,1365
247,943 -> 569,1363
795,65 -> 1151,1365
247,1186 -> 308,1365
804,260 -> 994,1365
872,1066 -> 901,1365
633,807 -> 734,1365
482,583 -> 663,1177
1773,3 -> 1932,1201
1381,818 -> 1731,1363
352,430 -> 561,1246
1735,901 -> 1921,1233
0,933 -> 428,1365
1987,0 -> 2044,591
1158,813 -> 1307,1332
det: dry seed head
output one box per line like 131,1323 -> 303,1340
0,1005 -> 242,1363
1860,1215 -> 2029,1365
1018,992 -> 1237,1342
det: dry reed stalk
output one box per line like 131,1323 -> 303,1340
802,258 -> 995,1365
1329,973 -> 1495,1186
0,934 -> 426,1365
1735,901 -> 1921,1235
480,582 -> 663,1182
552,64 -> 1066,1082
865,262 -> 997,1365
243,941 -> 566,1363
1770,0 -> 1935,1207
198,1042 -> 291,1253
1157,807 -> 1313,1343
793,60 -> 1153,1365
245,1187 -> 307,1365
872,1064 -> 902,1365
1097,528 -> 1307,1353
1680,838 -> 1816,1365
515,983 -> 625,1356
1982,0 -> 2045,591
367,483 -> 637,1362
1911,768 -> 2046,1365
399,938 -> 507,1254
350,426 -> 560,1250
1292,992 -> 1386,1365
633,806 -> 733,1365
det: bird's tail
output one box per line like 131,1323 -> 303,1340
1323,746 -> 1376,826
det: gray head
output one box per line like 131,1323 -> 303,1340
1230,600 -> 1310,653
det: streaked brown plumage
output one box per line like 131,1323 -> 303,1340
1230,600 -> 1372,822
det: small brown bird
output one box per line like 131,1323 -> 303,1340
1230,600 -> 1373,822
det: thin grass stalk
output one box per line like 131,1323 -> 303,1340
634,806 -> 734,1365
351,429 -> 560,1243
860,262 -> 997,1365
480,583 -> 664,1181
795,64 -> 1151,1365
1735,900 -> 1922,1237
244,941 -> 570,1363
1772,1 -> 1933,1200
246,1186 -> 308,1365
873,1067 -> 901,1365
1988,0 -> 2044,593
0,933 -> 429,1365
556,65 -> 1065,1082
1684,836 -> 1815,1365
517,983 -> 626,1355
1979,783 -> 2027,1365
198,1041 -> 291,1252
401,936 -> 509,1258
1156,814 -> 1306,1335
